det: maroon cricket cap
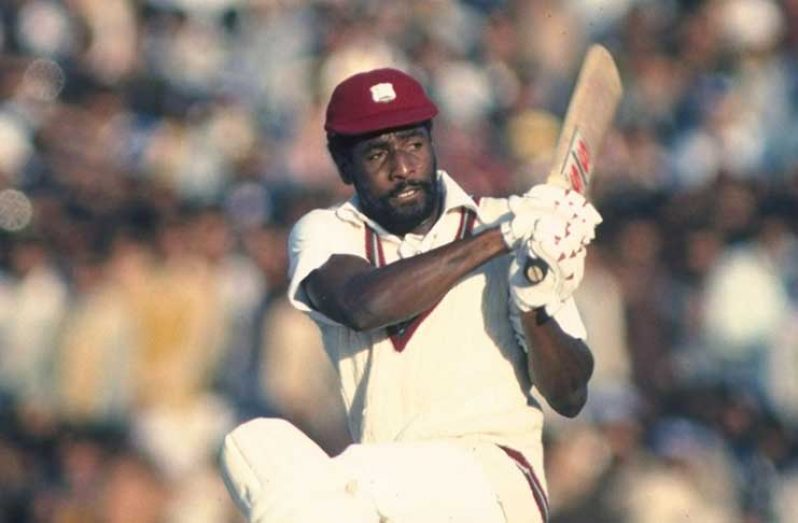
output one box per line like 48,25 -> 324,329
324,68 -> 438,136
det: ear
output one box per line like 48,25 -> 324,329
329,145 -> 354,185
337,157 -> 355,185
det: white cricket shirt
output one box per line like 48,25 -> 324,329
287,171 -> 587,519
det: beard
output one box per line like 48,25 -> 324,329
356,175 -> 440,236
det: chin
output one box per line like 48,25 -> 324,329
385,199 -> 434,233
363,182 -> 439,234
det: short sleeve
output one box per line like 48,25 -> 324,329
287,208 -> 367,325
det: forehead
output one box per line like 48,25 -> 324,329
355,124 -> 430,148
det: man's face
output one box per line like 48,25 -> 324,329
344,124 -> 439,236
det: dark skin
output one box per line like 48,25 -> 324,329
303,123 -> 593,417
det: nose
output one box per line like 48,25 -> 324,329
390,149 -> 414,180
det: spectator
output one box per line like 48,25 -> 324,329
0,1 -> 795,520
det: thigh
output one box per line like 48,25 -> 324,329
220,418 -> 378,523
334,440 -> 507,523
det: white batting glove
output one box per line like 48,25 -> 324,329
499,194 -> 557,250
509,238 -> 587,315
501,184 -> 602,251
509,248 -> 561,315
503,184 -> 601,314
508,186 -> 600,314
524,184 -> 603,241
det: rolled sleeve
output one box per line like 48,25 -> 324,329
287,209 -> 367,325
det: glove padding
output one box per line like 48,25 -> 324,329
524,184 -> 603,238
509,237 -> 587,316
500,184 -> 602,250
499,193 -> 557,250
508,185 -> 601,314
522,185 -> 602,270
504,184 -> 602,314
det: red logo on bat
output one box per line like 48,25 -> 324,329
561,130 -> 591,194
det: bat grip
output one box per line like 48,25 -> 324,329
524,256 -> 549,284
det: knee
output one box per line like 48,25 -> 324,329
219,418 -> 331,517
223,417 -> 304,456
219,418 -> 376,523
220,417 -> 328,486
219,418 -> 277,518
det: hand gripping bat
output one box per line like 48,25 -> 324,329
524,44 -> 623,283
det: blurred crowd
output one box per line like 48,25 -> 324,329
0,0 -> 797,521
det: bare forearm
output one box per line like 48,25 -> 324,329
346,228 -> 507,329
521,309 -> 594,417
308,228 -> 508,330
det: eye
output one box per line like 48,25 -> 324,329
366,150 -> 384,162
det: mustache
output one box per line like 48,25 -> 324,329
388,180 -> 431,198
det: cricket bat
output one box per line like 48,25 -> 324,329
525,44 -> 623,283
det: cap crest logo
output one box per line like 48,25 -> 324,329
370,83 -> 397,103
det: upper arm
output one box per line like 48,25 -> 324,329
287,209 -> 367,325
302,254 -> 374,326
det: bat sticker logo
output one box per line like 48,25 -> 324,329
561,129 -> 591,194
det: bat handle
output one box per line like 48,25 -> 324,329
524,256 -> 549,284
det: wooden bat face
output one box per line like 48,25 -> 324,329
546,45 -> 623,197
524,45 -> 622,283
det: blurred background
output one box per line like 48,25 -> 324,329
0,0 -> 796,521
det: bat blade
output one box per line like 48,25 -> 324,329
545,44 -> 622,195
525,45 -> 622,283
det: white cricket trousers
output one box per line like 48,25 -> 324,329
219,418 -> 523,523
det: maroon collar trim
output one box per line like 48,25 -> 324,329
364,200 -> 480,352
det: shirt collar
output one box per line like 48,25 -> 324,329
334,170 -> 483,237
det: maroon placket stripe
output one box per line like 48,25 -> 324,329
498,445 -> 549,522
456,206 -> 468,238
375,229 -> 386,266
362,203 -> 480,352
364,227 -> 375,264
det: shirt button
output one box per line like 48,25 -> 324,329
345,480 -> 358,495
